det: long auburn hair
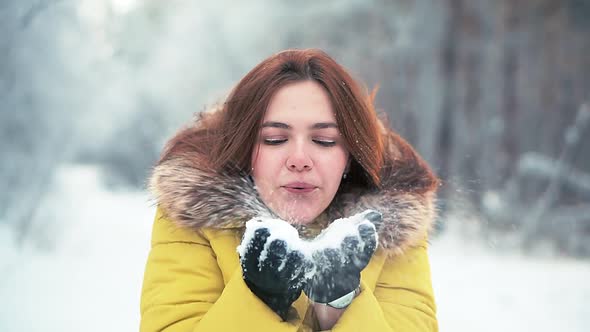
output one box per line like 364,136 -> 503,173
159,49 -> 438,192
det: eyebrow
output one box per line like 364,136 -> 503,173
261,121 -> 338,129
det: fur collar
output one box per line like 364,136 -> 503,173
149,149 -> 437,256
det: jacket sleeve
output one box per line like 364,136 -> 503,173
331,242 -> 438,332
139,208 -> 304,332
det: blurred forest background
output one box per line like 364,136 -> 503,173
1,0 -> 589,257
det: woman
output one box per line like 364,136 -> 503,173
140,49 -> 439,331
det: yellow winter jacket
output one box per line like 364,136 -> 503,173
141,208 -> 437,331
140,127 -> 439,331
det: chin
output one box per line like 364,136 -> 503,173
278,208 -> 319,225
268,197 -> 327,224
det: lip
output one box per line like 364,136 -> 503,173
282,182 -> 318,194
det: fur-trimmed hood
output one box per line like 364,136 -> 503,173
149,132 -> 438,256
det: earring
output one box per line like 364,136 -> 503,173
343,173 -> 347,179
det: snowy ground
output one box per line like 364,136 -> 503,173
431,232 -> 590,331
0,165 -> 153,332
1,164 -> 589,331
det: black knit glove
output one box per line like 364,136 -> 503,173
238,218 -> 307,320
304,210 -> 380,304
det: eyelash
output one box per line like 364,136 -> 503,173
263,139 -> 336,147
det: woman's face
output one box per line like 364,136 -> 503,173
251,80 -> 349,224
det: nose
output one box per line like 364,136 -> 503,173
286,143 -> 313,172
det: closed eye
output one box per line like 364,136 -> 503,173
263,138 -> 287,145
262,138 -> 336,146
313,139 -> 336,147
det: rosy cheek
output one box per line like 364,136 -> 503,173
252,144 -> 273,168
250,147 -> 260,169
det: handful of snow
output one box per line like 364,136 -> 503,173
237,216 -> 303,265
312,210 -> 379,253
237,210 -> 380,274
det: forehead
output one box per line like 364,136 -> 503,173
264,81 -> 335,123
